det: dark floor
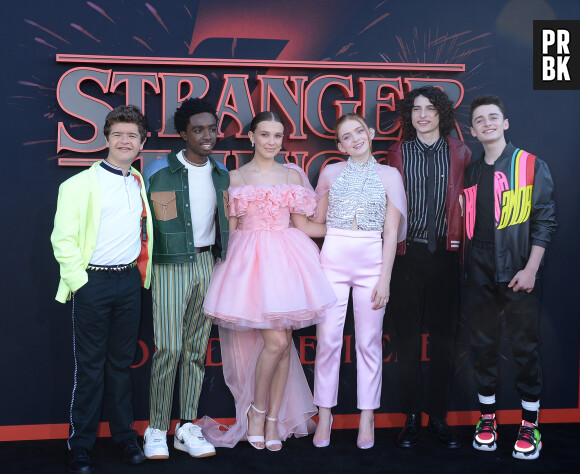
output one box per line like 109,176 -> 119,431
1,424 -> 579,473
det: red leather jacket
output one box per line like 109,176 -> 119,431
386,135 -> 471,254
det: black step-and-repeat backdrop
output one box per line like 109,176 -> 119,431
1,0 -> 579,441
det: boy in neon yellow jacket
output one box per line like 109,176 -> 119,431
51,105 -> 153,473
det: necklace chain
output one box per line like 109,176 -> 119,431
182,150 -> 209,167
189,159 -> 208,167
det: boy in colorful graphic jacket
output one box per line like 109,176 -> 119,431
463,95 -> 556,460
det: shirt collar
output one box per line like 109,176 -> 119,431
347,155 -> 376,170
413,136 -> 445,154
100,159 -> 130,177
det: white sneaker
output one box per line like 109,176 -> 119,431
143,426 -> 169,459
174,422 -> 216,458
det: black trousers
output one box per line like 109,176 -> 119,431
388,242 -> 460,419
465,244 -> 542,402
68,265 -> 142,450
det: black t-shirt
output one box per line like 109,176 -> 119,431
474,161 -> 494,242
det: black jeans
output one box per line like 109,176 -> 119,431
388,242 -> 460,419
465,244 -> 542,402
68,265 -> 142,450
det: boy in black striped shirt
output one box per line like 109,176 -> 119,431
386,86 -> 471,450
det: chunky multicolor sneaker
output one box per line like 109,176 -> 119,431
512,420 -> 542,460
472,413 -> 497,451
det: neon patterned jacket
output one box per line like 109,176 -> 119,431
51,161 -> 153,303
463,142 -> 557,283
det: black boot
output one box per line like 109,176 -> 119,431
428,417 -> 461,449
119,438 -> 146,464
68,447 -> 93,474
397,413 -> 421,448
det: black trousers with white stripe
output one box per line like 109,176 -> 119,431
68,266 -> 141,451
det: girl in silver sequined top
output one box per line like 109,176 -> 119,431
311,114 -> 407,450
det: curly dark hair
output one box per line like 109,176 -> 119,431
469,95 -> 507,125
399,86 -> 456,140
173,97 -> 218,134
103,105 -> 148,143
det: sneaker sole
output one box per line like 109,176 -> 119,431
143,444 -> 169,460
472,439 -> 497,451
144,453 -> 169,460
512,450 -> 540,460
174,440 -> 216,458
512,442 -> 542,461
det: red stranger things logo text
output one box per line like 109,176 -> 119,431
130,334 -> 432,369
55,55 -> 466,176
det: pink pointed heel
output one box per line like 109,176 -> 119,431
246,402 -> 266,450
357,417 -> 375,449
313,415 -> 333,448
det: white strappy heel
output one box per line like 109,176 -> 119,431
265,415 -> 282,452
246,402 -> 266,450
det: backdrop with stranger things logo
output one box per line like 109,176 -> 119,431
1,0 -> 579,441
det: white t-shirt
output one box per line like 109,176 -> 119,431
90,162 -> 142,265
177,151 -> 217,247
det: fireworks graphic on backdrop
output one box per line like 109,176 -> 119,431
380,27 -> 492,137
315,7 -> 493,142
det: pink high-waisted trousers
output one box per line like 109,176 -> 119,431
313,228 -> 385,410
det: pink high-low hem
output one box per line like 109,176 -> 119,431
199,164 -> 335,447
196,327 -> 318,447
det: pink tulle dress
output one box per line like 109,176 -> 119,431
198,164 -> 336,447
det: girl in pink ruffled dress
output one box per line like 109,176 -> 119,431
312,114 -> 407,449
200,111 -> 336,451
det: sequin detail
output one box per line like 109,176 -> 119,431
327,157 -> 386,231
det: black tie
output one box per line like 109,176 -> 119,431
426,147 -> 437,253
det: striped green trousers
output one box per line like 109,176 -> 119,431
148,252 -> 214,430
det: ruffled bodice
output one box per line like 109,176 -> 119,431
229,184 -> 317,231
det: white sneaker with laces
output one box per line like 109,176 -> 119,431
174,422 -> 216,458
143,426 -> 169,459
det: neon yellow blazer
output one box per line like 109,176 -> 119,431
51,161 -> 153,303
